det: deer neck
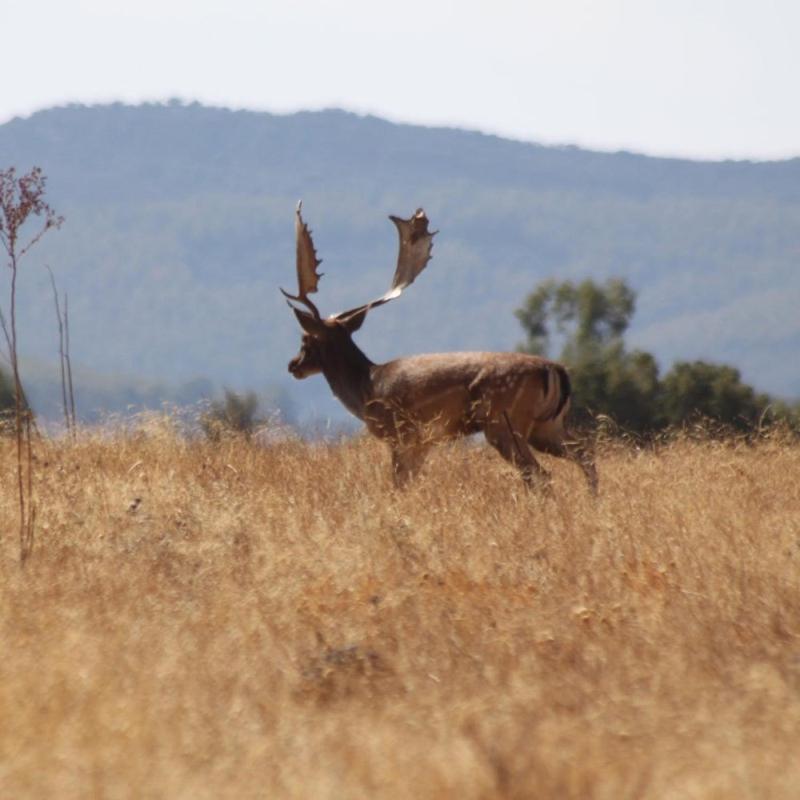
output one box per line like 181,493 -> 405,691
319,337 -> 375,420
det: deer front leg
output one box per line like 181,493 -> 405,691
484,416 -> 552,492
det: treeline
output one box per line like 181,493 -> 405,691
6,276 -> 796,437
516,278 -> 800,434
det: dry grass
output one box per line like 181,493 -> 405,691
1,420 -> 800,799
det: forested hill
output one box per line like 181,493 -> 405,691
1,102 -> 798,421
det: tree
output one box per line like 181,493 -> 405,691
516,278 -> 635,354
516,277 -> 784,435
661,361 -> 770,431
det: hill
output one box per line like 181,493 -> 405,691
1,101 -> 798,421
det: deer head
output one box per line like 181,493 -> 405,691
284,203 -> 436,380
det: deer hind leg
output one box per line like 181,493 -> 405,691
529,421 -> 599,496
390,442 -> 430,489
484,414 -> 552,492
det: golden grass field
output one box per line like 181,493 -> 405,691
1,421 -> 799,799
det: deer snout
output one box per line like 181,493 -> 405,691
288,356 -> 302,377
289,353 -> 318,379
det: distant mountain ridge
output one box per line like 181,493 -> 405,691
0,102 -> 798,421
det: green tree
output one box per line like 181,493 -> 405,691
661,361 -> 770,431
516,277 -> 787,434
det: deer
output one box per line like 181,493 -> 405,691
283,204 -> 597,494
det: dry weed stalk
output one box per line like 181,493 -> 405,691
64,292 -> 76,429
46,265 -> 77,434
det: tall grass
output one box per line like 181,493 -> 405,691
2,421 -> 799,798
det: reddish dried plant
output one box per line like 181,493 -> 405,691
0,166 -> 63,564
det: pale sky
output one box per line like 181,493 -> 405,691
3,0 -> 799,160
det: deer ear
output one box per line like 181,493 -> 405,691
293,307 -> 328,336
338,306 -> 369,333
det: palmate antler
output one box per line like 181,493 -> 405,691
335,208 -> 436,324
280,202 -> 324,318
283,203 -> 436,324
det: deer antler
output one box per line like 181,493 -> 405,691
382,209 -> 436,303
281,201 -> 323,318
335,208 -> 436,323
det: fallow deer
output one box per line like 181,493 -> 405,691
284,204 -> 597,493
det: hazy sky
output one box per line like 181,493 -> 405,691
4,0 -> 799,160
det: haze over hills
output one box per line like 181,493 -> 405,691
0,101 -> 798,423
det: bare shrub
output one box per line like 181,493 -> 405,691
200,389 -> 263,442
0,166 -> 63,563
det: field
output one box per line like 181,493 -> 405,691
1,422 -> 799,799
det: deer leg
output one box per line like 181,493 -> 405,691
529,423 -> 599,496
390,443 -> 429,489
484,416 -> 551,492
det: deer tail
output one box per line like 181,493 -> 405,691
537,364 -> 571,422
